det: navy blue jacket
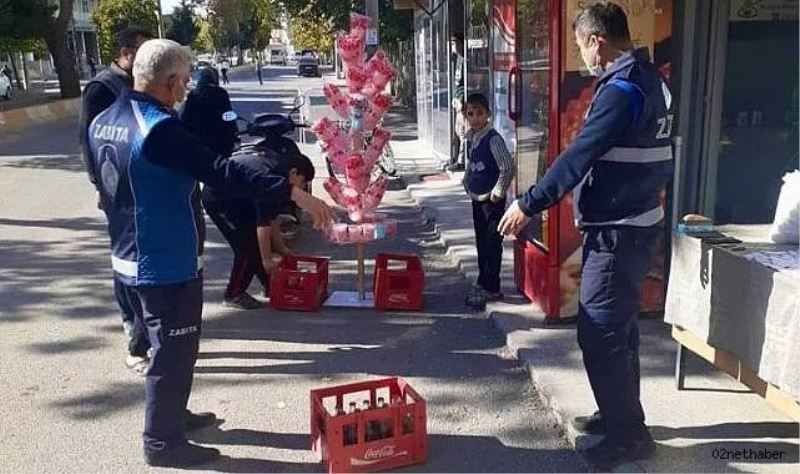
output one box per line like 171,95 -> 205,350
520,48 -> 674,227
464,128 -> 501,196
88,90 -> 290,286
80,63 -> 132,186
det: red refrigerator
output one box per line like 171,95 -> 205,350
508,0 -> 676,321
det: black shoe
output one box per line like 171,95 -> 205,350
575,410 -> 605,434
582,432 -> 655,469
144,440 -> 220,467
446,163 -> 465,172
223,292 -> 263,310
185,411 -> 218,431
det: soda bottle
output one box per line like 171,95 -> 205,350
401,413 -> 414,435
363,400 -> 375,441
336,404 -> 345,416
343,402 -> 358,446
376,397 -> 391,439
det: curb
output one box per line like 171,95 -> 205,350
405,174 -> 602,472
0,98 -> 80,135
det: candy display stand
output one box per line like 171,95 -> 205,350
313,13 -> 402,309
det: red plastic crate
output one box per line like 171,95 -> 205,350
373,254 -> 424,311
310,377 -> 427,473
270,255 -> 329,311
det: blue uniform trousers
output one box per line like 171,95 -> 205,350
577,225 -> 660,439
114,275 -> 150,357
136,278 -> 203,453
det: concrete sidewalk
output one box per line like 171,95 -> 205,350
396,120 -> 800,471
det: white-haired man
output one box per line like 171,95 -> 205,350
87,39 -> 332,467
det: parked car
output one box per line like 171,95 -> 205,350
297,52 -> 320,77
0,73 -> 11,100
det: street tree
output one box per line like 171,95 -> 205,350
166,0 -> 200,46
0,0 -> 80,98
192,17 -> 214,53
207,0 -> 278,62
93,0 -> 159,64
288,5 -> 335,55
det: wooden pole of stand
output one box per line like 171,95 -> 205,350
356,243 -> 365,300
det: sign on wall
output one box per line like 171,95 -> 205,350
730,0 -> 799,22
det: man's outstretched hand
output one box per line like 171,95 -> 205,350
291,187 -> 334,230
498,199 -> 532,237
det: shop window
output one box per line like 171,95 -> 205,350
711,7 -> 799,224
466,0 -> 491,97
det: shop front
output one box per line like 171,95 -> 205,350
507,0 -> 796,321
412,0 -> 797,322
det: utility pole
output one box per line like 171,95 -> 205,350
156,0 -> 164,38
365,0 -> 379,58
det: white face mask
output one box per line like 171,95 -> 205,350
171,83 -> 187,112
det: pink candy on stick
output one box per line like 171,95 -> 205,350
361,177 -> 387,212
362,51 -> 397,97
364,93 -> 392,130
323,83 -> 349,119
346,66 -> 369,94
344,154 -> 370,193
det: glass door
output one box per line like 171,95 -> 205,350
415,13 -> 433,145
491,0 -> 517,151
515,0 -> 551,248
701,0 -> 799,224
466,0 -> 492,98
431,4 -> 452,158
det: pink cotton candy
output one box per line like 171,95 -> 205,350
350,13 -> 372,31
345,154 -> 370,193
370,93 -> 392,114
371,127 -> 392,150
337,33 -> 364,67
311,117 -> 339,142
346,66 -> 369,94
323,83 -> 349,119
361,177 -> 387,212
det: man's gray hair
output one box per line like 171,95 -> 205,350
573,2 -> 631,44
133,39 -> 192,85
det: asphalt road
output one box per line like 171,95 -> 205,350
0,65 -> 583,473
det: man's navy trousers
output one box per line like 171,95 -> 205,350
136,277 -> 203,452
577,225 -> 660,438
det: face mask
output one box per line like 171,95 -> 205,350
171,82 -> 186,112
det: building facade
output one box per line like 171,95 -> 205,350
403,0 -> 799,319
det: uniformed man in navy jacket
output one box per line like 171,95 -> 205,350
87,38 -> 332,467
499,3 -> 674,468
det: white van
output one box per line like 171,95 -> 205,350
267,46 -> 287,66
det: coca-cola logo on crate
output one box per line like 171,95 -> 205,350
350,445 -> 408,466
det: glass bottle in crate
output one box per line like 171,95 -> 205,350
343,402 -> 358,446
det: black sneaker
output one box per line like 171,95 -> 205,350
582,432 -> 655,469
144,440 -> 220,467
446,163 -> 465,172
575,410 -> 605,434
185,411 -> 218,432
222,293 -> 263,310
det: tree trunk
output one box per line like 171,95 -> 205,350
20,52 -> 29,90
44,27 -> 81,99
6,50 -> 22,89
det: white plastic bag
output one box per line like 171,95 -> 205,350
769,170 -> 800,244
